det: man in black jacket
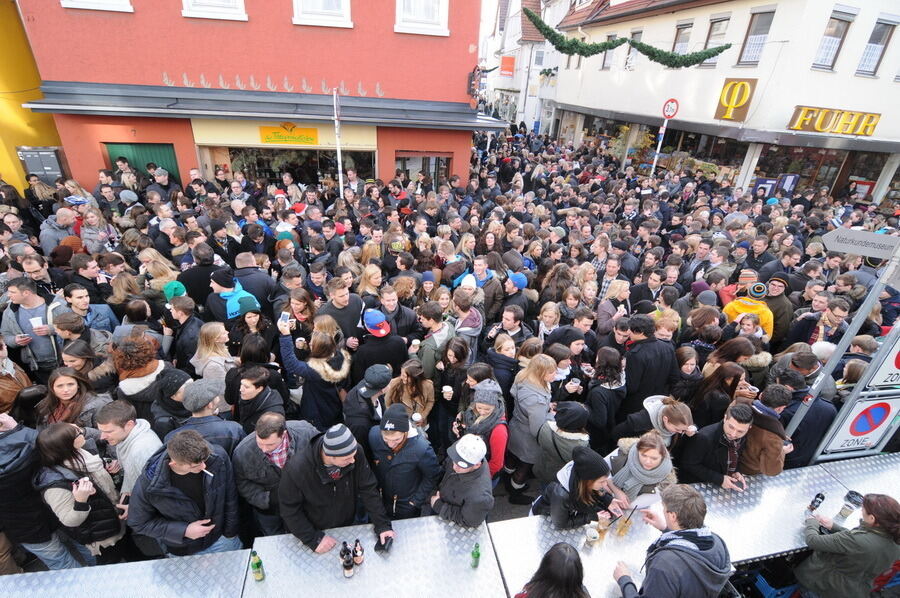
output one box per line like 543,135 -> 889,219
614,484 -> 731,598
279,424 -> 394,553
679,403 -> 753,491
343,365 -> 392,460
70,253 -> 113,304
233,413 -> 318,536
622,315 -> 680,416
351,311 -> 408,386
169,296 -> 203,377
378,285 -> 423,345
428,434 -> 495,527
127,430 -> 240,556
177,243 -> 221,310
233,251 -> 278,318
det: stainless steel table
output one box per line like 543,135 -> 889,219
243,516 -> 506,598
0,549 -> 249,598
695,465 -> 849,563
820,453 -> 900,495
488,500 -> 665,598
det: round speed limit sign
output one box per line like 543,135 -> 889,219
662,98 -> 679,119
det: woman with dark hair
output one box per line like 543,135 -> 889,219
36,368 -> 110,442
702,336 -> 755,376
61,339 -> 118,394
276,322 -> 350,431
797,493 -> 900,598
224,333 -> 290,410
33,423 -> 125,564
671,346 -> 703,402
385,359 -> 435,428
228,304 -> 276,356
485,333 -> 517,403
610,430 -> 675,500
281,287 -> 317,360
531,445 -> 626,529
689,361 -> 752,428
433,337 -> 469,454
584,346 -> 626,453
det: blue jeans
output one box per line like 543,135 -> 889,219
192,534 -> 242,555
20,531 -> 95,570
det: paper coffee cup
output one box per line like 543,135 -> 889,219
29,317 -> 43,328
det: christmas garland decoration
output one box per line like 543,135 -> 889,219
523,7 -> 732,67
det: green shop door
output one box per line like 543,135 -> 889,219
105,142 -> 180,182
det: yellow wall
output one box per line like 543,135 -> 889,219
191,119 -> 377,149
0,0 -> 61,191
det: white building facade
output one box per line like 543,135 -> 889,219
546,0 -> 900,203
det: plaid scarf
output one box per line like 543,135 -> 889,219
265,432 -> 291,469
720,433 -> 745,475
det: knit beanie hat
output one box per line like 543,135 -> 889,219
159,368 -> 192,399
472,379 -> 502,408
769,272 -> 790,287
238,295 -> 260,316
690,280 -> 710,298
209,219 -> 226,235
379,404 -> 410,433
322,424 -> 358,457
572,445 -> 610,480
460,274 -> 477,289
211,268 -> 234,288
737,269 -> 758,286
546,325 -> 585,349
697,290 -> 718,306
164,280 -> 187,301
555,402 -> 589,432
747,282 -> 767,299
422,271 -> 436,283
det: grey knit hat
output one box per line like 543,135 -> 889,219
182,378 -> 226,413
322,424 -> 358,457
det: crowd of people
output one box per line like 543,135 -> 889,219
0,128 -> 898,597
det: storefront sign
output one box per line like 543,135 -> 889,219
787,106 -> 880,136
259,123 -> 319,145
714,78 -> 756,122
500,56 -> 516,76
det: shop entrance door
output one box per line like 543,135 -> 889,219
105,142 -> 180,182
395,153 -> 452,186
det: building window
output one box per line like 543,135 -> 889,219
601,34 -> 617,69
626,30 -> 642,68
182,0 -> 247,21
534,50 -> 544,66
701,18 -> 729,66
576,37 -> 585,68
394,0 -> 449,37
672,24 -> 692,54
60,0 -> 133,12
813,14 -> 852,69
293,0 -> 353,28
738,11 -> 775,65
857,21 -> 894,75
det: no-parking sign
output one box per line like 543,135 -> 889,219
867,339 -> 900,387
824,398 -> 900,452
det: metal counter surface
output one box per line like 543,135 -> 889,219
1,549 -> 249,598
488,498 -> 665,598
243,516 -> 506,598
695,465 -> 849,563
820,453 -> 900,495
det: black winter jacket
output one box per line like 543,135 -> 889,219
431,458 -> 494,527
623,337 -> 680,415
585,378 -> 626,453
0,425 -> 57,544
127,444 -> 239,556
678,422 -> 735,485
350,334 -> 408,386
368,430 -> 442,519
33,465 -> 120,546
278,435 -> 391,550
531,460 -> 614,529
235,386 -> 285,434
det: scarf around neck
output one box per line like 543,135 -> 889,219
612,441 -> 673,500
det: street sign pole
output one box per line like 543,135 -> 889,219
650,120 -> 667,178
333,89 -> 345,193
785,250 -> 900,439
652,98 -> 678,178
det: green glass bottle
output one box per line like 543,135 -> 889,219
250,550 -> 266,582
470,543 -> 480,568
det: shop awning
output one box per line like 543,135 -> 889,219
24,81 -> 509,132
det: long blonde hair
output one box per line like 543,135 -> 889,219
356,264 -> 383,296
514,353 -> 555,391
195,322 -> 229,360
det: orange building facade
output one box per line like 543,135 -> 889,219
18,0 -> 502,185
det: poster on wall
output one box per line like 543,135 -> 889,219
752,178 -> 778,198
500,56 -> 516,76
775,173 -> 800,196
851,179 -> 876,198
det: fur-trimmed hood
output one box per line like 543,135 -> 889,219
742,351 -> 772,370
547,420 -> 590,442
306,349 -> 351,383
